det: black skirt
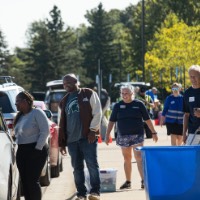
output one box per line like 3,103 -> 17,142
166,122 -> 183,136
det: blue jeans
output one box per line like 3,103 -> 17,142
68,138 -> 100,197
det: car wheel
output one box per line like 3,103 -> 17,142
7,172 -> 12,200
40,157 -> 51,186
51,158 -> 60,178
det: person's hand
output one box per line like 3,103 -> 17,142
152,133 -> 158,142
160,116 -> 165,127
194,108 -> 200,118
88,130 -> 96,143
183,134 -> 188,144
105,133 -> 110,145
60,147 -> 67,156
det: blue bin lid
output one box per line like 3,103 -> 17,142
136,145 -> 200,151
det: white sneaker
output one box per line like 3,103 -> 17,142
88,193 -> 100,200
75,196 -> 87,200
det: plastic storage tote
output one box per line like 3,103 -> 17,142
138,146 -> 200,200
84,168 -> 117,193
100,168 -> 117,192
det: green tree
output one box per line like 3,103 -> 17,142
24,6 -> 84,91
82,3 -> 116,89
145,13 -> 200,91
0,29 -> 9,75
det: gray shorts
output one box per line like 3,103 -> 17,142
116,134 -> 144,147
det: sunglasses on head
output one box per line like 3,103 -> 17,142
172,88 -> 179,91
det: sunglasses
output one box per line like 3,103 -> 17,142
172,88 -> 179,91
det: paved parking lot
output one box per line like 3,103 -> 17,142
21,124 -> 170,200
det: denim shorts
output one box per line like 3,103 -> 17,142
116,134 -> 144,147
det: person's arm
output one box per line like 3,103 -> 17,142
105,121 -> 115,145
160,96 -> 169,126
194,108 -> 200,118
160,116 -> 165,127
183,113 -> 190,143
34,109 -> 50,150
89,91 -> 102,131
145,119 -> 158,142
88,91 -> 102,143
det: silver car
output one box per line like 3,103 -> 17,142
0,111 -> 20,200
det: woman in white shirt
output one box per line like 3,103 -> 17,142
14,91 -> 49,200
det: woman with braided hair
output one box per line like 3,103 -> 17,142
14,91 -> 49,200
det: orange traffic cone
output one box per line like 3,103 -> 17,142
98,135 -> 102,143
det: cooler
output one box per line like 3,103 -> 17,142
138,146 -> 200,200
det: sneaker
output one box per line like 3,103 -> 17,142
88,193 -> 100,200
75,196 -> 87,200
141,180 -> 144,189
120,181 -> 131,189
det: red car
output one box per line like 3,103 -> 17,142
33,101 -> 63,186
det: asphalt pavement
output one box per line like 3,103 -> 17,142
40,124 -> 171,200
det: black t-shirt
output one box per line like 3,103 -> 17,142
183,87 -> 200,133
110,99 -> 150,135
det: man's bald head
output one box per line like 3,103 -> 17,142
63,73 -> 79,92
63,73 -> 78,83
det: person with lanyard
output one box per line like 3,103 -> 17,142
183,65 -> 200,143
160,83 -> 184,145
145,87 -> 158,102
58,73 -> 102,200
105,84 -> 158,190
14,91 -> 49,200
136,87 -> 155,138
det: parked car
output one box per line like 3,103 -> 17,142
44,80 -> 66,123
33,101 -> 63,186
0,111 -> 21,200
31,91 -> 46,101
0,76 -> 24,132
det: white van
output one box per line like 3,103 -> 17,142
0,76 -> 24,131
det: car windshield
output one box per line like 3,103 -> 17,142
0,92 -> 15,113
50,92 -> 66,102
48,91 -> 66,113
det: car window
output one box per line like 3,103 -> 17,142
7,90 -> 17,104
0,114 -> 6,131
0,92 -> 15,113
50,92 -> 66,102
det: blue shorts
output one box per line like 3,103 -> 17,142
116,134 -> 144,147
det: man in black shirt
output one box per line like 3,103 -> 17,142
183,65 -> 200,143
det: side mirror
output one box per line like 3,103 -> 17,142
43,109 -> 53,119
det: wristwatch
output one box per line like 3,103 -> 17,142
152,132 -> 157,135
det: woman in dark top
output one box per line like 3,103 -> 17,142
105,85 -> 158,189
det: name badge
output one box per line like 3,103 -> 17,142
189,97 -> 195,102
171,101 -> 175,104
120,105 -> 126,108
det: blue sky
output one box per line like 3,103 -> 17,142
0,0 -> 139,50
